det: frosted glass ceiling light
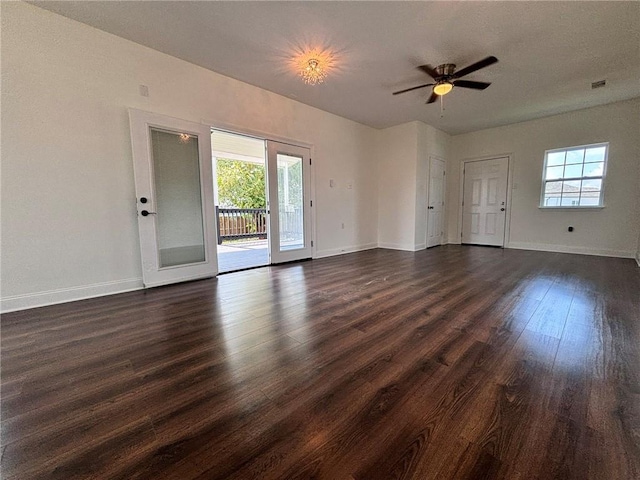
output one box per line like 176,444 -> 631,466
433,81 -> 453,96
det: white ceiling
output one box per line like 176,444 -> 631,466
31,1 -> 640,135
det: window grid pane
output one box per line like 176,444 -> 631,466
565,149 -> 585,164
541,143 -> 607,208
583,162 -> 604,177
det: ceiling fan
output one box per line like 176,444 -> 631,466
393,56 -> 498,103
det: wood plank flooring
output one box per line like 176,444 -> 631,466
1,245 -> 639,479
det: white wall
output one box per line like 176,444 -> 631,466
1,3 -> 379,311
447,98 -> 640,258
376,121 -> 450,251
376,122 -> 418,250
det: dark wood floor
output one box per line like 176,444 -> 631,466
2,246 -> 639,479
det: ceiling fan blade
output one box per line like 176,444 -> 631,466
418,64 -> 439,79
392,83 -> 434,95
452,56 -> 498,79
426,91 -> 438,104
453,80 -> 491,90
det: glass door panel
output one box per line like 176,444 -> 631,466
267,142 -> 312,264
277,154 -> 304,251
151,128 -> 206,268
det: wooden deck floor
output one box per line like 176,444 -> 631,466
1,246 -> 639,479
217,241 -> 268,273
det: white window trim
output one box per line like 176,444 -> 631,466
539,142 -> 608,209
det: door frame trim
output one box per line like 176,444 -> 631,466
457,153 -> 514,248
207,121 -> 317,259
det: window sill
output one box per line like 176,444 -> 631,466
539,206 -> 605,210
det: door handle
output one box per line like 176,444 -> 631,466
140,197 -> 148,204
141,210 -> 157,216
500,208 -> 505,211
428,206 -> 434,209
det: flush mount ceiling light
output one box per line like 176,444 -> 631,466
301,58 -> 327,85
293,48 -> 335,86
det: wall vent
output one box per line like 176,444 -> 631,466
591,79 -> 606,89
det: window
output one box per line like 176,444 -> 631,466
540,143 -> 608,208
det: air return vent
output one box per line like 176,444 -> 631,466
591,79 -> 606,89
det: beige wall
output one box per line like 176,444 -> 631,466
1,3 -> 379,310
447,98 -> 640,258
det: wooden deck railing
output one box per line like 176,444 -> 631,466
216,207 -> 267,244
215,206 -> 304,245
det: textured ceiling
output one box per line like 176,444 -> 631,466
31,1 -> 640,134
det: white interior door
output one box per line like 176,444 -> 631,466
427,157 -> 446,248
129,109 -> 217,287
266,141 -> 312,264
461,157 -> 509,246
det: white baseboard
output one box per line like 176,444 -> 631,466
314,242 -> 378,259
377,242 -> 429,252
507,241 -> 635,259
377,242 -> 415,252
1,277 -> 144,313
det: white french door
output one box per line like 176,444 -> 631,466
427,157 -> 446,248
129,109 -> 218,287
461,157 -> 509,247
266,141 -> 312,264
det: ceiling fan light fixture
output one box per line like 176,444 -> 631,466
433,81 -> 453,96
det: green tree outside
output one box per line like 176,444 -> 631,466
216,158 -> 266,208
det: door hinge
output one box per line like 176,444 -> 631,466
310,200 -> 313,207
309,158 -> 312,165
311,240 -> 314,247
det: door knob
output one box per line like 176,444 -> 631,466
500,208 -> 505,211
140,197 -> 148,204
141,210 -> 157,216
